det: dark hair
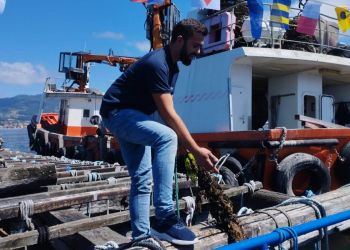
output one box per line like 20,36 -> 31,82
170,18 -> 208,43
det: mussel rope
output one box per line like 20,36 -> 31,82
175,157 -> 180,217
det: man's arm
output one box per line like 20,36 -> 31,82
153,93 -> 218,172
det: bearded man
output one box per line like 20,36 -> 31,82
100,18 -> 218,248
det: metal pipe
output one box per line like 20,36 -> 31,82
216,209 -> 350,250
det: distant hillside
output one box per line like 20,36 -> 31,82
0,94 -> 59,124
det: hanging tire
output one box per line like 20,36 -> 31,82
274,153 -> 330,196
221,156 -> 246,185
335,141 -> 350,184
219,166 -> 239,187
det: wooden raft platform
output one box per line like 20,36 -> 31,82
1,149 -> 349,249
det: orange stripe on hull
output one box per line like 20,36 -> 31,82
63,125 -> 97,136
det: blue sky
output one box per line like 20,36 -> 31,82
0,0 -> 349,98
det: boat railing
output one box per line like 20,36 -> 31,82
215,209 -> 350,250
199,1 -> 350,57
43,77 -> 68,93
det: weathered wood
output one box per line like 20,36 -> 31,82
56,171 -> 129,184
49,209 -> 130,247
46,177 -> 131,191
246,189 -> 290,209
0,187 -> 130,220
295,114 -> 347,129
0,179 -> 192,207
0,163 -> 57,197
0,179 -> 195,220
237,186 -> 350,248
0,184 -> 260,249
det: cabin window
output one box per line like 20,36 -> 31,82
83,109 -> 90,118
209,24 -> 222,43
304,95 -> 316,118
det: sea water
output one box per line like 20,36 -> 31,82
0,127 -> 32,153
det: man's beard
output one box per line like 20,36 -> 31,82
180,42 -> 195,66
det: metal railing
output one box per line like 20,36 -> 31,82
199,1 -> 350,56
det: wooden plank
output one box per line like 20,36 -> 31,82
0,163 -> 57,197
0,183 -> 261,249
237,186 -> 350,248
56,171 -> 129,184
50,209 -> 129,247
295,114 -> 347,129
0,179 -> 196,220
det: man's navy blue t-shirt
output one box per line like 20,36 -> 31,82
100,45 -> 179,117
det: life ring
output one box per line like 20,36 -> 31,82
221,156 -> 246,186
274,153 -> 330,196
335,141 -> 350,184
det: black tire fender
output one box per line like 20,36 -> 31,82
219,166 -> 239,187
221,156 -> 246,185
335,141 -> 350,184
274,153 -> 330,196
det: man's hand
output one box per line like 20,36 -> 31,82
193,147 -> 219,173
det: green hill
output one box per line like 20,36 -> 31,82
0,94 -> 59,124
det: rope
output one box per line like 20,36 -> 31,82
211,173 -> 224,184
237,207 -> 254,216
271,127 -> 287,169
182,196 -> 195,226
214,153 -> 230,171
69,170 -> 78,177
107,177 -> 118,185
174,157 -> 180,218
277,197 -> 329,250
37,225 -> 50,245
131,235 -> 166,250
88,172 -> 102,182
94,241 -> 119,250
243,180 -> 257,194
19,200 -> 35,230
60,184 -> 69,190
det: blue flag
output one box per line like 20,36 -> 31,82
248,0 -> 264,39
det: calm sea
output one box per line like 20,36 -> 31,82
0,128 -> 32,153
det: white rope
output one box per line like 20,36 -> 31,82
88,172 -> 102,182
182,196 -> 195,226
243,180 -> 257,194
94,241 -> 119,250
107,177 -> 117,185
237,206 -> 254,216
19,200 -> 35,230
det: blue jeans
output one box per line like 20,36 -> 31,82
102,109 -> 177,240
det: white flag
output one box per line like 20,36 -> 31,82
192,0 -> 220,10
0,0 -> 6,15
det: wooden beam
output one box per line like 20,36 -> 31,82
0,183 -> 261,249
295,114 -> 347,129
237,185 -> 350,248
0,163 -> 57,198
56,171 -> 129,184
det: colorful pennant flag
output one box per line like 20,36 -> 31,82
270,0 -> 291,30
296,2 -> 321,36
192,0 -> 220,11
0,0 -> 6,15
247,0 -> 264,39
130,0 -> 163,3
335,6 -> 350,33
